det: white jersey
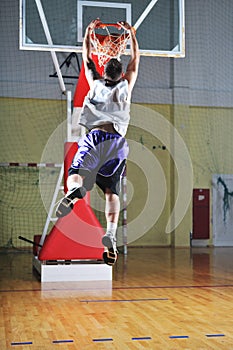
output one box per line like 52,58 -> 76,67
79,79 -> 131,137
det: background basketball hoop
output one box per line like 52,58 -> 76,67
90,22 -> 131,66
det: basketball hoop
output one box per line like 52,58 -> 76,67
90,23 -> 131,67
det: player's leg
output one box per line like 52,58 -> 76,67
102,189 -> 121,266
66,173 -> 86,200
56,133 -> 100,217
96,160 -> 126,265
102,189 -> 120,253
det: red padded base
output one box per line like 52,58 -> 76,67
39,200 -> 105,261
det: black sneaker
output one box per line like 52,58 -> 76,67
55,186 -> 86,218
102,232 -> 118,266
103,248 -> 118,266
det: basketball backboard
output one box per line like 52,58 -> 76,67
19,0 -> 185,57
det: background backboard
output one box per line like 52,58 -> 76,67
20,0 -> 185,57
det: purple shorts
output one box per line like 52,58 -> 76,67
69,130 -> 129,194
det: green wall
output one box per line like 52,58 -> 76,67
1,97 -> 233,248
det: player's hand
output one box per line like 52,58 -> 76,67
88,18 -> 101,31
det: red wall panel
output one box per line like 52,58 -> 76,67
192,189 -> 210,239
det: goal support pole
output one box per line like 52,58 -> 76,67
122,168 -> 128,255
35,0 -> 66,93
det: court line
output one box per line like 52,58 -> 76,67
93,338 -> 113,342
132,336 -> 152,341
169,335 -> 189,339
206,334 -> 225,337
1,284 -> 233,293
80,298 -> 168,303
11,341 -> 33,346
112,284 -> 233,290
52,339 -> 74,343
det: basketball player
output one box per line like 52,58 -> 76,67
56,18 -> 140,264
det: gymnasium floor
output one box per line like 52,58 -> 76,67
1,247 -> 233,349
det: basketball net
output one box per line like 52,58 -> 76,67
90,23 -> 130,66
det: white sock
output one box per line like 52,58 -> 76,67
106,222 -> 117,237
68,181 -> 81,192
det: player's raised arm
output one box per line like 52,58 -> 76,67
118,22 -> 140,92
82,19 -> 102,87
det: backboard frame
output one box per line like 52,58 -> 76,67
19,0 -> 185,58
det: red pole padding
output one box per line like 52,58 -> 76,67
73,55 -> 104,108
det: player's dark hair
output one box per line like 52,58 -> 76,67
104,58 -> 123,81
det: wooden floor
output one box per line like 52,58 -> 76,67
1,247 -> 233,349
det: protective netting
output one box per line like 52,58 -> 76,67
0,167 -> 45,250
0,166 -> 64,250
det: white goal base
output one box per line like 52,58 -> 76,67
33,256 -> 112,282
